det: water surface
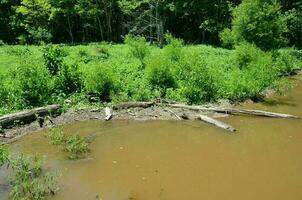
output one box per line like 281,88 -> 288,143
2,76 -> 302,200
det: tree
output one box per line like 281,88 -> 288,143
14,0 -> 52,44
221,0 -> 289,50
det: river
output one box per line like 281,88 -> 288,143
1,75 -> 302,200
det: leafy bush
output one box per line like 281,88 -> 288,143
124,34 -> 149,67
145,55 -> 176,96
180,65 -> 218,104
84,63 -> 117,101
54,64 -> 83,95
47,127 -> 90,160
219,28 -> 237,49
222,0 -> 288,50
11,61 -> 52,107
274,49 -> 302,75
42,45 -> 67,76
232,42 -> 272,69
164,34 -> 184,61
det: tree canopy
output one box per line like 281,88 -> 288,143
0,0 -> 301,48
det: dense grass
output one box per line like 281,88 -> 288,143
0,37 -> 301,116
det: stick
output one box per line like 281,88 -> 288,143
198,114 -> 236,133
113,102 -> 155,110
104,107 -> 112,121
164,109 -> 182,120
167,104 -> 299,119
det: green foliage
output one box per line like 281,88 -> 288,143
145,55 -> 176,95
164,34 -> 184,61
10,60 -> 52,107
232,42 -> 272,70
84,63 -> 117,101
9,155 -> 58,200
47,127 -> 90,160
124,34 -> 149,67
222,0 -> 288,50
0,144 -> 9,166
42,45 -> 67,76
273,48 -> 302,75
54,64 -> 83,95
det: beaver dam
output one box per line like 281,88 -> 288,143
0,75 -> 302,200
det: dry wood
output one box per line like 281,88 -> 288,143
105,107 -> 113,121
167,104 -> 299,119
164,109 -> 182,120
0,105 -> 61,128
198,114 -> 236,133
113,102 -> 155,110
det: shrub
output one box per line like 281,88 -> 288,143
219,28 -> 237,49
11,61 -> 52,107
274,49 -> 302,76
221,0 -> 288,50
84,63 -> 117,101
124,34 -> 149,67
232,42 -> 271,70
145,55 -> 176,96
42,45 -> 68,76
180,65 -> 218,104
54,64 -> 83,95
164,34 -> 184,61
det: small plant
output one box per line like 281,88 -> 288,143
0,146 -> 59,200
47,127 -> 90,160
145,55 -> 176,96
124,34 -> 149,67
9,155 -> 59,200
164,34 -> 184,61
42,45 -> 68,76
84,63 -> 117,102
0,144 -> 9,166
54,63 -> 83,95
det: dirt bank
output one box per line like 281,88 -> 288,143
1,102 -> 232,144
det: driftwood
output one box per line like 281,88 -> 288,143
164,109 -> 182,120
0,105 -> 61,129
113,102 -> 155,110
198,114 -> 236,133
167,104 -> 299,119
105,107 -> 113,121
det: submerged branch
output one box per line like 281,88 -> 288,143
197,114 -> 236,133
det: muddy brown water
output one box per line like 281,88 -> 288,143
1,76 -> 302,200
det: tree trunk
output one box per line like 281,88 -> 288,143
0,105 -> 61,129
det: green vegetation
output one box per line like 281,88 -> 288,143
0,0 -> 301,117
0,144 -> 59,200
0,37 -> 301,115
47,128 -> 90,160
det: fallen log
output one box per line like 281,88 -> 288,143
105,107 -> 113,121
167,104 -> 299,119
113,102 -> 155,110
0,105 -> 61,129
198,114 -> 236,133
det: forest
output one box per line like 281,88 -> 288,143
0,0 -> 301,47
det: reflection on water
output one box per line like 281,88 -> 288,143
1,76 -> 302,200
